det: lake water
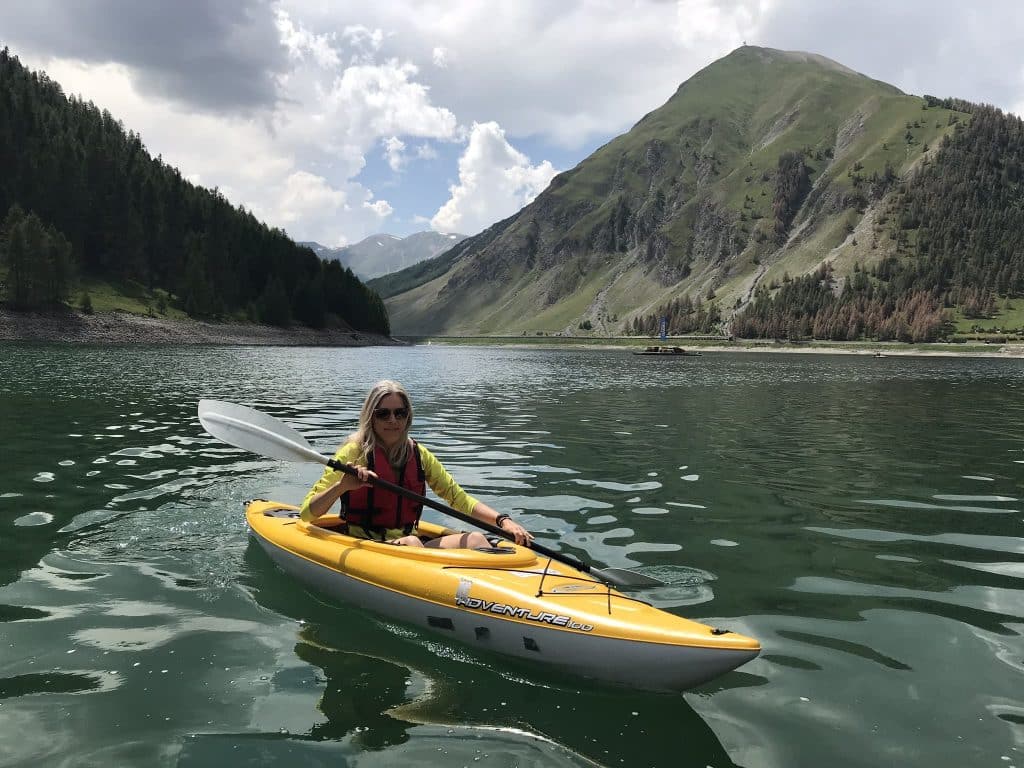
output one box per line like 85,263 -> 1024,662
0,343 -> 1022,767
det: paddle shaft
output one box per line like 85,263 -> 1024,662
327,459 -> 596,576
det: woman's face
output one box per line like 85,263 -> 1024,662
372,392 -> 409,449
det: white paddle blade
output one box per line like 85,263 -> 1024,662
197,400 -> 328,465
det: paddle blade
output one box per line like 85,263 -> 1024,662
198,400 -> 328,466
591,567 -> 665,588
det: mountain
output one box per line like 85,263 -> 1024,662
300,231 -> 466,279
376,46 -> 1024,341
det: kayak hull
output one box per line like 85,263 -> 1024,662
246,501 -> 759,692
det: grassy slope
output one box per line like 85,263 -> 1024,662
78,278 -> 189,319
952,302 -> 1024,334
0,268 -> 191,320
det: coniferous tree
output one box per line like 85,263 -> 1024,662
2,205 -> 73,307
256,276 -> 292,327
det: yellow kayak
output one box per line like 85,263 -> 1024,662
246,500 -> 760,691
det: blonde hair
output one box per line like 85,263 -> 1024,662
347,379 -> 414,468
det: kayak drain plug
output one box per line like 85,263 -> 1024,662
710,628 -> 732,635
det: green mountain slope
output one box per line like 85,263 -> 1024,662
380,46 -> 990,338
0,47 -> 388,334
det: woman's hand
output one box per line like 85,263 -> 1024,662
499,516 -> 534,546
305,465 -> 378,521
339,465 -> 375,493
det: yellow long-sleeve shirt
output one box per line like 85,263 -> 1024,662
299,441 -> 481,531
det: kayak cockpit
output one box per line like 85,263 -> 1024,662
250,503 -> 541,568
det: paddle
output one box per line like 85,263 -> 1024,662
197,399 -> 663,588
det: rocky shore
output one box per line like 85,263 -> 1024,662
0,309 -> 401,346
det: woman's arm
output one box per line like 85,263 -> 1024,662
419,445 -> 533,545
469,499 -> 534,546
302,467 -> 373,520
299,444 -> 372,522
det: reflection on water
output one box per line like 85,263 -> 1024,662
0,344 -> 1023,767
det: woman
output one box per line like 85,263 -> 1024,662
301,380 -> 533,548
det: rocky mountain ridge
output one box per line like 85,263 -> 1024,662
301,231 -> 466,279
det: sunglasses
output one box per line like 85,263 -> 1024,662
373,407 -> 409,420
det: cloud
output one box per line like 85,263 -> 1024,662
342,24 -> 385,61
382,136 -> 407,171
744,1 -> 1024,114
431,122 -> 556,235
256,171 -> 394,247
276,8 -> 341,68
675,0 -> 757,48
0,0 -> 287,113
416,142 -> 439,160
273,171 -> 345,228
432,46 -> 450,68
330,60 -> 457,142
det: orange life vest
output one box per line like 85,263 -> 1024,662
341,440 -> 425,533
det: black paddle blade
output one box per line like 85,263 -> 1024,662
591,567 -> 665,588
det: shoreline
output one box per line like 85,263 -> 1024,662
0,308 -> 402,347
397,336 -> 1024,359
2,310 -> 1021,357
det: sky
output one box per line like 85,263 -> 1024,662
3,1 -> 1024,247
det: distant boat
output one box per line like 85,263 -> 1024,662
633,346 -> 702,356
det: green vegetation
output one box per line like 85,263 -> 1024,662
730,105 -> 1024,341
951,299 -> 1024,336
1,206 -> 72,308
74,277 -> 187,318
0,48 -> 389,334
629,293 -> 721,336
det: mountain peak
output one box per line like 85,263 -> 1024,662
301,231 -> 467,279
727,45 -> 868,78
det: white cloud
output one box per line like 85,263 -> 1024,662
675,0 -> 755,48
274,171 -> 345,227
365,199 -> 394,217
342,24 -> 385,61
331,60 -> 457,141
416,142 -> 438,160
275,9 -> 341,68
431,122 -> 557,235
382,136 -> 407,171
432,46 -> 450,68
260,172 -> 393,246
